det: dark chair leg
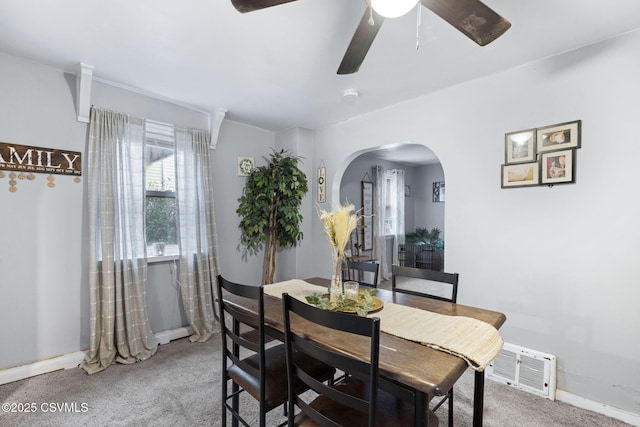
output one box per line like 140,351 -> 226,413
232,381 -> 239,427
221,379 -> 227,427
448,387 -> 454,427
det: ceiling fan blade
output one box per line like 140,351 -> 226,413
337,9 -> 385,75
231,0 -> 298,13
421,0 -> 511,46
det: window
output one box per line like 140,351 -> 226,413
145,121 -> 178,257
383,169 -> 404,237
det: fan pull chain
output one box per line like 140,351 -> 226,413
416,4 -> 422,50
368,6 -> 374,26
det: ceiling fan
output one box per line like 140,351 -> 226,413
230,0 -> 511,74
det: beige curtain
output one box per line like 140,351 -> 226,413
174,127 -> 220,342
373,166 -> 405,282
82,107 -> 158,374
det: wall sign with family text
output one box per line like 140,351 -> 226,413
0,141 -> 82,192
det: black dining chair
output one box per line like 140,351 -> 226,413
282,293 -> 439,427
217,276 -> 336,427
392,264 -> 459,427
345,259 -> 379,288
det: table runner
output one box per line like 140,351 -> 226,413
264,279 -> 503,371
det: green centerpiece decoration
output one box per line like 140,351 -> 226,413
313,203 -> 378,316
305,288 -> 377,317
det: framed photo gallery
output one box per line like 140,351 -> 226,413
501,120 -> 581,188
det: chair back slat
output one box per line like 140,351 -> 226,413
345,260 -> 379,288
392,264 -> 459,303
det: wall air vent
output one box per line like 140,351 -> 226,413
486,342 -> 557,400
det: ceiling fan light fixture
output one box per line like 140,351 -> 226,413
371,0 -> 419,18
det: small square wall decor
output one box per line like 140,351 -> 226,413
237,157 -> 254,176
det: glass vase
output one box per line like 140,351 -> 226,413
330,253 -> 345,304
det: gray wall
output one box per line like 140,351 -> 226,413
0,54 -> 87,368
2,27 -> 640,419
0,53 -> 274,369
146,260 -> 185,333
309,30 -> 640,416
415,163 -> 445,239
211,120 -> 274,285
271,127 -> 314,283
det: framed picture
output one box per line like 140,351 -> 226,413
505,128 -> 536,164
404,185 -> 411,197
501,162 -> 540,188
237,157 -> 254,176
362,181 -> 373,250
540,149 -> 575,185
537,120 -> 581,153
433,181 -> 445,202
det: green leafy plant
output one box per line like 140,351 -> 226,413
306,288 -> 377,317
237,149 -> 308,284
405,227 -> 444,250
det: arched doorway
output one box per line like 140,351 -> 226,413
338,143 -> 445,283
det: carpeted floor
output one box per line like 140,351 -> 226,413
0,335 -> 632,427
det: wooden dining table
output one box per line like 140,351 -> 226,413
224,277 -> 506,427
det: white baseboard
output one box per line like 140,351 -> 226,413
155,326 -> 192,345
0,351 -> 86,386
0,327 -> 193,386
556,389 -> 640,426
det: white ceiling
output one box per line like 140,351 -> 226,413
1,0 -> 640,137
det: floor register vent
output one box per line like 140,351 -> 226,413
486,342 -> 557,400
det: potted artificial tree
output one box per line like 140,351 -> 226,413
236,149 -> 308,284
